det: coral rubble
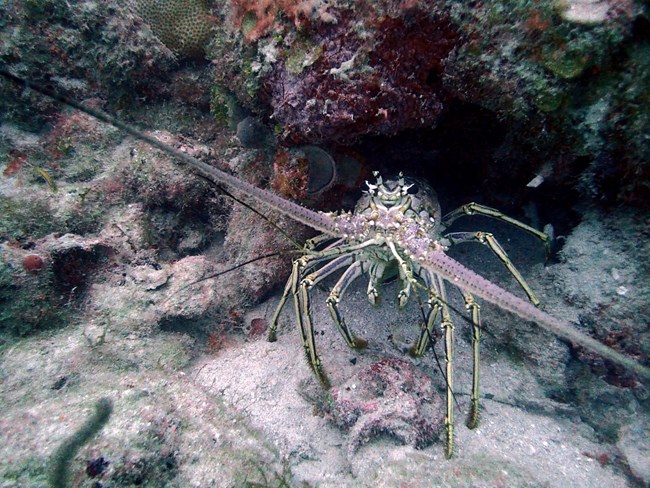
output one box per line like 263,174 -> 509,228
329,358 -> 443,458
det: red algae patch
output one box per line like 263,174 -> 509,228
22,254 -> 45,273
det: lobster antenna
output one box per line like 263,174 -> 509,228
0,69 -> 338,235
425,327 -> 461,409
413,291 -> 461,409
162,249 -> 300,304
198,175 -> 305,250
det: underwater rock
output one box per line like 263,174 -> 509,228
518,208 -> 650,443
328,358 -> 443,459
205,0 -> 648,201
236,116 -> 274,148
210,1 -> 459,143
0,0 -> 175,128
229,0 -> 338,43
557,0 -> 635,25
0,234 -> 110,336
443,1 -> 646,202
268,7 -> 459,143
47,234 -> 112,293
617,419 -> 650,485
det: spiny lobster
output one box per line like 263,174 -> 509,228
2,70 -> 648,458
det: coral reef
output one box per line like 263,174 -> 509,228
443,0 -> 648,202
270,11 -> 458,143
4,1 -> 646,201
0,104 -> 303,339
210,1 -> 459,143
207,0 -> 650,201
229,0 -> 336,42
0,0 -> 176,128
1,0 -> 649,485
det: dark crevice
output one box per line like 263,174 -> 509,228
350,99 -> 580,244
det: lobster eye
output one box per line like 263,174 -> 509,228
406,184 -> 419,195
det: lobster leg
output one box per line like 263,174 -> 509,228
268,241 -> 367,340
268,271 -> 295,342
457,289 -> 481,430
409,269 -> 443,358
441,202 -> 550,256
325,260 -> 368,349
273,240 -> 381,386
436,274 -> 456,459
296,261 -> 330,387
444,231 -> 541,306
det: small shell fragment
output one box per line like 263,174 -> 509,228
558,0 -> 610,25
526,174 -> 545,188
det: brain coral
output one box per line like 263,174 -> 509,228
134,0 -> 213,58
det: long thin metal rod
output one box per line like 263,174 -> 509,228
0,70 -> 337,236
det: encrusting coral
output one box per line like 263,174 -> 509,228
211,1 -> 460,143
229,0 -> 336,42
